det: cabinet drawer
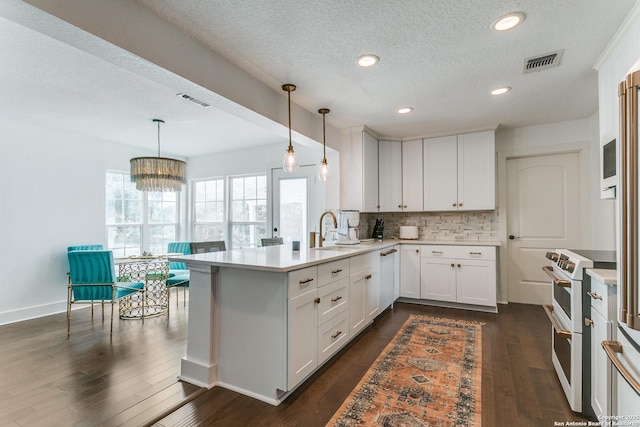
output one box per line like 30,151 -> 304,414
318,259 -> 350,287
318,310 -> 349,365
350,251 -> 378,275
317,277 -> 349,325
421,245 -> 495,261
589,275 -> 616,319
288,266 -> 318,299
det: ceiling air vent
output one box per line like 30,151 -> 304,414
177,93 -> 210,107
523,50 -> 563,73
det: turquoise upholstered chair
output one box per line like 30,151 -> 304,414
167,242 -> 191,306
67,250 -> 144,337
67,244 -> 103,251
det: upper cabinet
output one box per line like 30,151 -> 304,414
341,128 -> 379,212
379,139 -> 423,212
423,131 -> 495,211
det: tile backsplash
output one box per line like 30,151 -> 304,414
360,210 -> 498,241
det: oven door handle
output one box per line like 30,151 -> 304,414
542,266 -> 572,288
543,304 -> 572,340
603,340 -> 640,397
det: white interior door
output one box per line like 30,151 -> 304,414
506,152 -> 580,304
272,166 -> 318,245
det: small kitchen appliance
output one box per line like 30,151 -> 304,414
336,210 -> 360,245
372,218 -> 384,241
399,225 -> 419,240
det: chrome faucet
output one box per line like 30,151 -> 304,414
318,210 -> 337,248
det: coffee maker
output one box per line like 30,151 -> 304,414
336,210 -> 360,245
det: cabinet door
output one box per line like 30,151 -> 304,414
349,271 -> 368,336
591,309 -> 612,418
379,248 -> 396,309
363,131 -> 380,212
288,290 -> 318,390
379,140 -> 403,212
400,245 -> 421,298
423,135 -> 458,211
420,258 -> 457,302
366,270 -> 380,322
455,259 -> 496,307
457,131 -> 495,210
402,139 -> 424,211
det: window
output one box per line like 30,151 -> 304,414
106,171 -> 179,256
230,175 -> 267,248
192,178 -> 225,242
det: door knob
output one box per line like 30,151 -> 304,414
509,235 -> 520,240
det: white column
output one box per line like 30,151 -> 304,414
178,264 -> 219,388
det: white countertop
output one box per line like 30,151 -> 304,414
586,268 -> 618,286
170,239 -> 501,273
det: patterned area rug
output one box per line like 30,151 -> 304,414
327,314 -> 483,426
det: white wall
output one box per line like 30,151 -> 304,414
495,116 -> 615,302
0,118 -> 158,324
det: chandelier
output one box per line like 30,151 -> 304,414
130,119 -> 186,192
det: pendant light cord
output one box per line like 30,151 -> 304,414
287,88 -> 293,151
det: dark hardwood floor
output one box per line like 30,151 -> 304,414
0,294 -> 588,426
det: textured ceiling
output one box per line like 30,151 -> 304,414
1,0 -> 637,158
136,0 -> 636,139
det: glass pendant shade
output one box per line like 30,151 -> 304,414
283,146 -> 299,173
282,84 -> 299,173
130,119 -> 186,192
317,158 -> 330,182
317,108 -> 331,182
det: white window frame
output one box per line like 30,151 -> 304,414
191,177 -> 227,244
105,170 -> 180,256
229,173 -> 268,249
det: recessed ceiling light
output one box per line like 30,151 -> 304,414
397,107 -> 413,114
356,54 -> 379,67
491,12 -> 525,31
491,86 -> 511,96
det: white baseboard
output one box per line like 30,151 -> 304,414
0,300 -> 69,325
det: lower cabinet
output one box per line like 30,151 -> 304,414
400,245 -> 421,298
288,288 -> 318,390
349,252 -> 380,338
420,246 -> 496,307
379,245 -> 399,309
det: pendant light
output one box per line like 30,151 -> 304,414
130,119 -> 186,192
317,108 -> 330,182
282,84 -> 299,173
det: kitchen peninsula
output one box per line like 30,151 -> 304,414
170,239 -> 499,405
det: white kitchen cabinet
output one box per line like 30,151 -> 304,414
349,252 -> 380,337
402,139 -> 424,211
420,257 -> 456,302
400,245 -> 421,298
287,266 -> 318,390
379,140 -> 423,212
423,131 -> 495,211
341,127 -> 379,212
288,288 -> 318,390
586,269 -> 617,420
379,245 -> 399,310
420,245 -> 496,308
378,140 -> 403,212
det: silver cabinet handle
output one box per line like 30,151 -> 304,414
587,291 -> 603,300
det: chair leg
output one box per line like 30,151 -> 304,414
67,287 -> 72,338
183,287 -> 187,307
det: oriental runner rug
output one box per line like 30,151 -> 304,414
327,315 -> 483,427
